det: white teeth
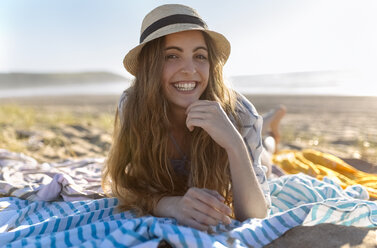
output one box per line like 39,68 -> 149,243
173,82 -> 196,91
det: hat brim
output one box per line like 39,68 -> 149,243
123,26 -> 230,76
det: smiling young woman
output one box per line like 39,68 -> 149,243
162,30 -> 210,113
102,4 -> 271,231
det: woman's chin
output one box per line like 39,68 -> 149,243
170,100 -> 196,111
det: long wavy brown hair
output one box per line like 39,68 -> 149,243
102,31 -> 242,216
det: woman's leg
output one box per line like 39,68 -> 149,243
260,105 -> 286,177
262,104 -> 287,150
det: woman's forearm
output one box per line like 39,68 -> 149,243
226,136 -> 268,221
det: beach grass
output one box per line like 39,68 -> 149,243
0,103 -> 114,162
0,104 -> 114,130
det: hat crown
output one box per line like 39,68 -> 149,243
123,4 -> 230,76
140,4 -> 205,42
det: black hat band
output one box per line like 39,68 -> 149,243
140,14 -> 207,43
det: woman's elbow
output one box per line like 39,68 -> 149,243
254,207 -> 269,219
235,202 -> 269,221
255,199 -> 270,219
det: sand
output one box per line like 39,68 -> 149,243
265,224 -> 377,248
250,95 -> 377,166
3,94 -> 376,164
1,93 -> 377,247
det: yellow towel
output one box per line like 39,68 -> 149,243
273,149 -> 377,199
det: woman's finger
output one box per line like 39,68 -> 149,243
190,207 -> 219,226
186,111 -> 208,120
189,188 -> 232,217
201,188 -> 225,202
189,197 -> 224,223
189,190 -> 232,225
186,99 -> 240,150
186,117 -> 206,132
183,218 -> 209,232
186,100 -> 213,114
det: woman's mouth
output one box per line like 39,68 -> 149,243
173,81 -> 197,91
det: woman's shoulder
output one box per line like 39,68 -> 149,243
118,88 -> 133,111
117,88 -> 134,122
234,91 -> 260,121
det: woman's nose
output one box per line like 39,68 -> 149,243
180,58 -> 197,74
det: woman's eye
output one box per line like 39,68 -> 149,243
196,54 -> 207,60
165,54 -> 178,60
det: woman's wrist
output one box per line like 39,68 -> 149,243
224,133 -> 245,156
153,196 -> 181,218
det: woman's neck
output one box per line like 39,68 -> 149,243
169,107 -> 188,130
168,107 -> 192,159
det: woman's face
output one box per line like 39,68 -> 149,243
162,30 -> 210,112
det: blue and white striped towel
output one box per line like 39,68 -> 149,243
0,173 -> 376,247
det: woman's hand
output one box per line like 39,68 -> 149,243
170,187 -> 232,231
186,100 -> 242,150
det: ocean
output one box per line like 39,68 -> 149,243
0,71 -> 375,98
228,70 -> 376,96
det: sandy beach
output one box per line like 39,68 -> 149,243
1,93 -> 377,247
1,94 -> 376,167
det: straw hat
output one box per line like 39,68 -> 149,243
123,4 -> 231,76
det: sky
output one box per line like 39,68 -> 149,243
1,0 -> 376,79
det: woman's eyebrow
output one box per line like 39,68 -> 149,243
193,46 -> 208,52
164,46 -> 208,52
164,46 -> 183,52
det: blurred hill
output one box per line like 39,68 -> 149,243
0,72 -> 129,89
